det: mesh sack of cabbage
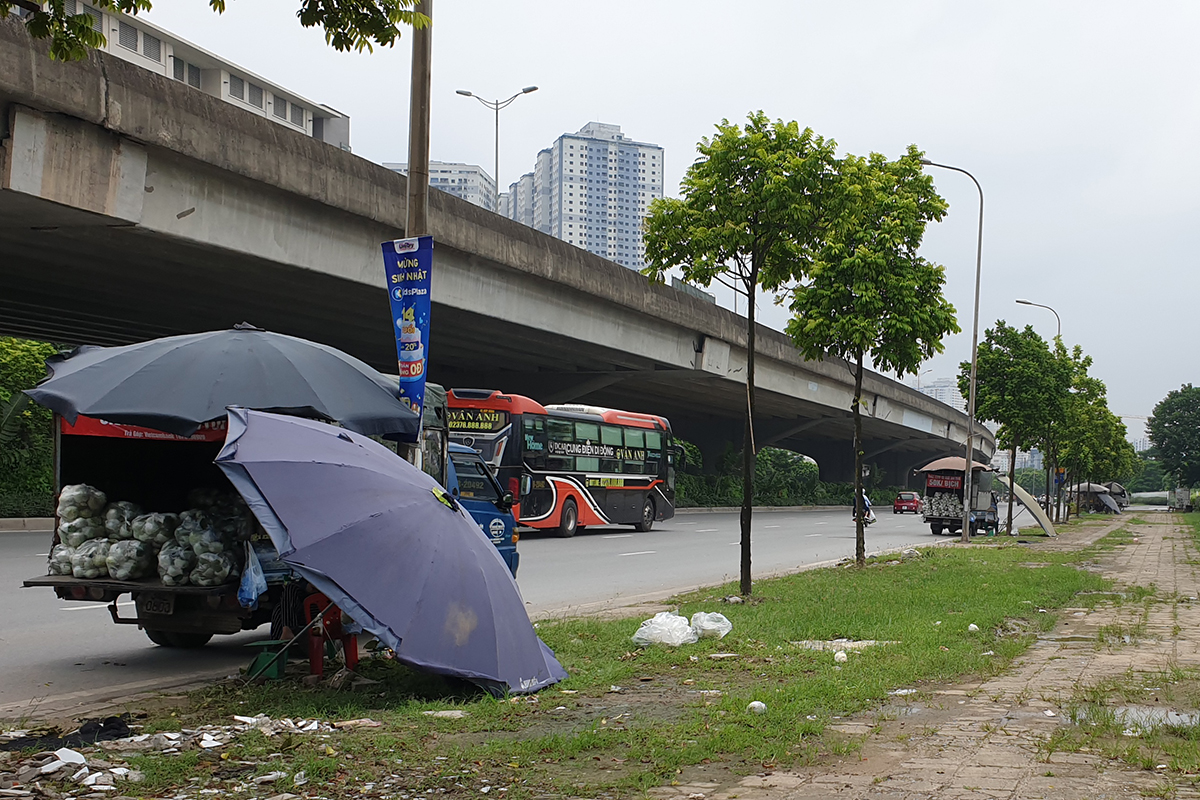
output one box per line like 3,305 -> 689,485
105,539 -> 156,581
157,541 -> 197,586
71,538 -> 112,578
188,488 -> 255,542
103,500 -> 144,540
48,543 -> 74,576
59,516 -> 106,548
56,483 -> 107,523
190,551 -> 241,587
132,512 -> 180,547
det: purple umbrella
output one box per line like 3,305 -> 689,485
215,408 -> 566,695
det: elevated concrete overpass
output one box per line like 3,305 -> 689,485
0,19 -> 992,484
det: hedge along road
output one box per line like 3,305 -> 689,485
0,507 -> 966,717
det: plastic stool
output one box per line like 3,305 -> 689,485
302,593 -> 358,676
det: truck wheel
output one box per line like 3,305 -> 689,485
634,498 -> 655,532
931,523 -> 943,536
144,628 -> 174,647
168,632 -> 213,648
557,499 -> 578,538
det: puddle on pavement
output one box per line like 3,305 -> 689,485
1077,705 -> 1200,730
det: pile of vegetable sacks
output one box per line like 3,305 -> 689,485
924,491 -> 965,519
47,484 -> 252,587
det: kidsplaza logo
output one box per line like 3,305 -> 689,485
393,239 -> 420,254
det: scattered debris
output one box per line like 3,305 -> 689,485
888,689 -> 918,696
422,710 -> 468,719
746,701 -> 767,715
790,639 -> 898,652
709,653 -> 739,660
723,595 -> 744,604
968,623 -> 980,632
833,650 -> 848,663
332,718 -> 382,729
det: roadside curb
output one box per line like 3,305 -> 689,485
676,505 -> 850,514
0,517 -> 53,532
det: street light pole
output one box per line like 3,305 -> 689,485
920,158 -> 984,545
456,86 -> 538,212
1015,298 -> 1061,339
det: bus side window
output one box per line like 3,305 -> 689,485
623,460 -> 644,474
600,459 -> 622,473
575,422 -> 600,443
624,429 -> 645,449
601,426 -> 623,446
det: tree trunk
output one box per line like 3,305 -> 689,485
1006,440 -> 1017,535
852,350 -> 865,566
739,272 -> 758,596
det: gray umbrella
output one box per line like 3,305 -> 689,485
25,325 -> 418,439
215,408 -> 567,695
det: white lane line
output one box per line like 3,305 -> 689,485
805,533 -> 823,538
603,534 -> 633,539
618,550 -> 656,557
695,529 -> 717,532
675,521 -> 696,525
60,601 -> 135,612
764,525 -> 781,529
816,522 -> 828,525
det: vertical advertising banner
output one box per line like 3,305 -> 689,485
382,235 -> 433,428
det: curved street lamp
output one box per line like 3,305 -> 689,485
456,86 -> 538,211
1015,298 -> 1061,339
920,158 -> 984,544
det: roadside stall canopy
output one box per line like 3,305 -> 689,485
25,325 -> 419,440
917,457 -> 993,472
996,476 -> 1058,537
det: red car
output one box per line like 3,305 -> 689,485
893,492 -> 921,514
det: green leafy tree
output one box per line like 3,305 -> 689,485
957,321 -> 1064,533
784,146 -> 957,565
2,0 -> 427,61
644,112 -> 835,595
0,337 -> 58,517
1126,450 -> 1168,493
1147,384 -> 1200,487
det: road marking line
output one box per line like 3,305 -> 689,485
618,550 -> 656,557
728,542 -> 740,546
603,534 -> 633,539
60,601 -> 135,612
695,529 -> 717,532
764,525 -> 781,529
805,533 -> 823,538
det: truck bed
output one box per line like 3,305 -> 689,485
25,574 -> 234,597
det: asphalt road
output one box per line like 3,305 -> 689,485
0,507 -> 969,716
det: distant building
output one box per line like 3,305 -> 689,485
47,0 -> 350,149
917,377 -> 966,413
385,162 -> 498,213
500,122 -> 664,271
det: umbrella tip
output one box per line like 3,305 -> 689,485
233,322 -> 266,331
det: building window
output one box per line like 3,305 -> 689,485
248,84 -> 263,108
291,103 -> 304,126
187,63 -> 201,89
228,74 -> 244,100
273,97 -> 287,119
82,4 -> 102,31
117,20 -> 138,51
142,32 -> 160,61
172,57 -> 184,81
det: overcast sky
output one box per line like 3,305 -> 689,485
143,0 -> 1200,442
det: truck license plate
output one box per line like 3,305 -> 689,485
141,594 -> 175,615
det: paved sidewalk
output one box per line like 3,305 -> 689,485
653,514 -> 1200,800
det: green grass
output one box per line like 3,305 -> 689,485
97,542 -> 1113,798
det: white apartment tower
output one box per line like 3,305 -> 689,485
503,122 -> 664,271
385,162 -> 498,213
917,377 -> 967,413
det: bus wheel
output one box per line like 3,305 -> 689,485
557,499 -> 578,538
634,498 -> 655,532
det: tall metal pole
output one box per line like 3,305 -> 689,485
494,102 -> 500,212
406,0 -> 432,237
456,86 -> 538,216
1016,299 -> 1061,339
921,159 -> 984,544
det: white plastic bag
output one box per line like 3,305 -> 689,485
690,611 -> 733,639
631,612 -> 699,646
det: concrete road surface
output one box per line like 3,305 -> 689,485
1,507 -> 978,717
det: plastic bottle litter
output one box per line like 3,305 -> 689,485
71,538 -> 112,578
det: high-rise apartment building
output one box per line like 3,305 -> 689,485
500,123 -> 664,271
385,162 -> 498,213
917,377 -> 967,413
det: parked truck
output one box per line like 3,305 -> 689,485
24,385 -> 518,647
917,457 -> 998,536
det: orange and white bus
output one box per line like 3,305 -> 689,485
447,389 -> 679,537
